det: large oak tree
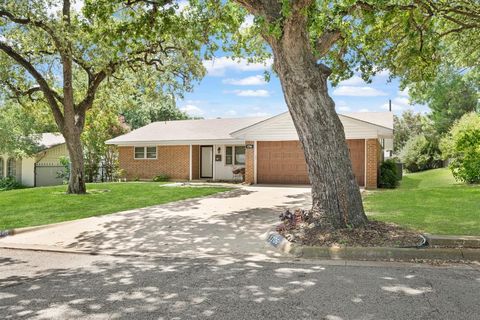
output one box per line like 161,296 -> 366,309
0,0 -> 207,193
200,0 -> 480,229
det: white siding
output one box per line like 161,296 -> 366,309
21,157 -> 35,187
213,144 -> 245,181
36,144 -> 68,165
232,113 -> 393,141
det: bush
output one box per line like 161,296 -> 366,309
440,113 -> 480,183
0,177 -> 23,191
153,174 -> 170,182
378,159 -> 401,188
399,134 -> 443,172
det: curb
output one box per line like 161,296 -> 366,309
425,234 -> 480,248
264,231 -> 480,262
0,223 -> 69,238
290,245 -> 480,262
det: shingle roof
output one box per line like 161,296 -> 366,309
106,111 -> 394,145
35,133 -> 65,151
341,112 -> 394,130
106,117 -> 268,144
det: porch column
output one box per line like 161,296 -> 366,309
189,144 -> 192,181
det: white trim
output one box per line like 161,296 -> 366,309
108,139 -> 245,146
189,144 -> 192,181
254,141 -> 257,184
364,139 -> 367,187
133,146 -> 158,160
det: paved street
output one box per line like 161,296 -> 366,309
1,248 -> 479,320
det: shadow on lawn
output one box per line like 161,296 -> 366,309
1,253 -> 478,319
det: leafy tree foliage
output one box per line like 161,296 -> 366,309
441,113 -> 480,183
393,110 -> 425,153
204,0 -> 480,229
0,0 -> 209,193
399,134 -> 443,172
0,100 -> 56,157
409,68 -> 479,134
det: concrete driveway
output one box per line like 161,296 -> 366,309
0,185 -> 311,258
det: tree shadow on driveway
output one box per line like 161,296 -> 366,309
63,188 -> 312,257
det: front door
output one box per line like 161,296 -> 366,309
200,146 -> 213,178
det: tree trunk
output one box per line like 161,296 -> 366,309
270,28 -> 368,229
64,129 -> 87,194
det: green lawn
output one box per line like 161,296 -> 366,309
364,168 -> 480,236
0,183 -> 229,230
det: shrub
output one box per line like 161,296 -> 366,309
378,159 -> 400,188
440,113 -> 480,183
0,177 -> 23,191
399,134 -> 443,172
153,173 -> 170,182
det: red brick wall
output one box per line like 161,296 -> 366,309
118,146 -> 189,181
366,139 -> 380,189
191,145 -> 200,180
244,141 -> 255,184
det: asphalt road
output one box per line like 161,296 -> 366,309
1,249 -> 479,320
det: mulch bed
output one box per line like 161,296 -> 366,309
277,210 -> 424,248
298,221 -> 424,247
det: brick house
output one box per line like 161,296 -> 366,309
106,112 -> 393,189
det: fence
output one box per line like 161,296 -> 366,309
34,163 -> 117,187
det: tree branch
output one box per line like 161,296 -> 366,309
0,41 -> 65,127
315,30 -> 342,58
0,9 -> 66,57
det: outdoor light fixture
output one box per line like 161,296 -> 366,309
217,147 -> 221,154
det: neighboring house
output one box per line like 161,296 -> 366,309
0,133 -> 67,187
106,112 -> 393,189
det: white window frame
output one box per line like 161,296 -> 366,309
134,146 -> 157,160
7,157 -> 16,177
225,146 -> 245,166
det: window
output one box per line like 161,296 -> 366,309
134,146 -> 157,159
234,146 -> 245,165
0,157 -> 3,177
225,147 -> 233,165
7,158 -> 16,177
225,146 -> 245,165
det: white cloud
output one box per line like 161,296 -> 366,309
180,104 -> 204,116
333,86 -> 388,97
231,89 -> 270,97
247,112 -> 271,117
240,15 -> 255,30
375,69 -> 391,78
203,57 -> 273,77
381,96 -> 411,111
335,100 -> 351,112
359,108 -> 370,112
338,75 -> 365,86
222,75 -> 266,86
398,88 -> 410,97
337,106 -> 351,112
47,0 -> 83,16
224,110 -> 238,117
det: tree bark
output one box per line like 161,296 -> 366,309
268,19 -> 368,229
64,129 -> 87,194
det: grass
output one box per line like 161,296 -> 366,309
364,168 -> 480,236
0,182 -> 229,230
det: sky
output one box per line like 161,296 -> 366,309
178,57 -> 429,119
